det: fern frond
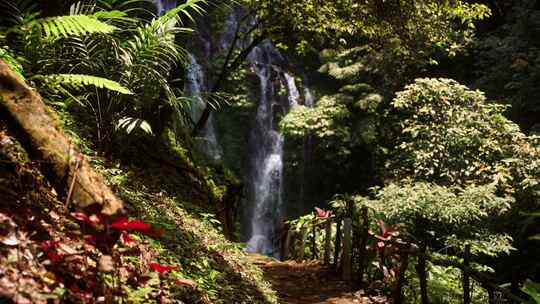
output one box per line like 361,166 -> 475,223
117,117 -> 153,135
0,48 -> 25,78
45,74 -> 133,95
160,0 -> 206,24
33,15 -> 118,39
122,17 -> 184,79
0,0 -> 39,28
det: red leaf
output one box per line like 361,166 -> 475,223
47,251 -> 63,263
120,232 -> 137,247
40,240 -> 59,251
71,212 -> 90,223
71,212 -> 106,227
110,215 -> 128,228
314,207 -> 332,218
111,217 -> 152,232
149,262 -> 179,273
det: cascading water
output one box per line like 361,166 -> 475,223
184,53 -> 223,162
154,0 -> 223,162
304,85 -> 315,108
245,41 -> 300,257
284,73 -> 300,108
155,2 -> 307,255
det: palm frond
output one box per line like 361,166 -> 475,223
122,16 -> 185,82
192,92 -> 231,111
0,0 -> 39,28
160,0 -> 206,24
44,74 -> 133,95
97,0 -> 156,19
32,14 -> 118,39
117,116 -> 153,135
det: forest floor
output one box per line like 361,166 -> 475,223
249,255 -> 388,304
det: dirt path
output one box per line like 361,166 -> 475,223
249,255 -> 386,304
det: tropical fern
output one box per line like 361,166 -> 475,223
31,14 -> 118,39
0,0 -> 38,28
44,74 -> 133,95
0,48 -> 24,78
117,116 -> 153,135
160,0 -> 206,24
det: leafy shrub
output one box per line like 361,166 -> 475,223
359,183 -> 513,256
384,78 -> 540,196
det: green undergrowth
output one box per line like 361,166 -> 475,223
98,160 -> 277,303
69,104 -> 277,302
0,104 -> 277,302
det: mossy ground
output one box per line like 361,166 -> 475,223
0,105 -> 278,303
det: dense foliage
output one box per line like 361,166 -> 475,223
0,0 -> 206,151
384,78 -> 540,194
1,0 -> 540,303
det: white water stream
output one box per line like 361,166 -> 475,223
245,41 -> 300,257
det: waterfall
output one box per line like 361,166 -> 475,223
184,53 -> 223,162
304,86 -> 315,107
153,0 -> 223,162
245,41 -> 300,257
284,73 -> 300,107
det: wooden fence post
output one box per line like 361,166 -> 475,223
358,206 -> 369,287
333,218 -> 342,269
393,245 -> 410,304
283,229 -> 291,260
463,244 -> 471,304
342,216 -> 352,281
486,286 -> 495,304
416,242 -> 429,304
299,227 -> 307,261
324,220 -> 332,265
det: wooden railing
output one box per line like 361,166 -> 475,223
281,206 -> 528,304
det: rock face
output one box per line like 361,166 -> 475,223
0,60 -> 123,215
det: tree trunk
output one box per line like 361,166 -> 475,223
358,206 -> 369,288
0,60 -> 123,215
192,34 -> 266,137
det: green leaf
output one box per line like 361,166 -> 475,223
117,117 -> 153,135
32,15 -> 117,39
522,280 -> 540,303
45,74 -> 133,95
0,48 -> 24,78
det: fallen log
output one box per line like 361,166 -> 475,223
0,60 -> 123,215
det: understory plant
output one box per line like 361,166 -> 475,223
0,0 -> 206,151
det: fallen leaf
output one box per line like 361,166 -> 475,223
0,234 -> 19,246
172,278 -> 197,289
120,232 -> 137,247
149,262 -> 179,273
58,242 -> 77,255
111,217 -> 152,232
98,255 -> 115,273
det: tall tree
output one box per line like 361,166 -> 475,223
192,0 -> 490,135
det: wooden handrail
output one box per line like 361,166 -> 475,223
281,209 -> 527,304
